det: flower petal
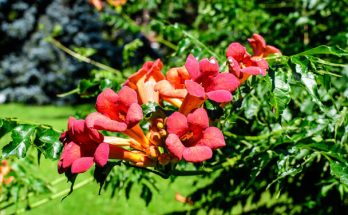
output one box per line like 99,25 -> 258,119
199,57 -> 219,78
264,45 -> 281,56
155,80 -> 187,98
66,117 -> 103,146
126,103 -> 143,128
182,145 -> 212,162
166,67 -> 190,88
118,86 -> 138,108
248,33 -> 266,56
94,142 -> 109,167
61,142 -> 81,169
165,134 -> 185,160
226,42 -> 247,61
187,108 -> 209,130
86,112 -> 127,132
71,157 -> 94,174
205,73 -> 240,93
185,80 -> 205,99
206,90 -> 232,103
185,54 -> 200,81
199,127 -> 226,149
241,66 -> 265,76
166,112 -> 188,136
227,56 -> 242,78
95,88 -> 119,119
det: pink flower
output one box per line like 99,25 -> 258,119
58,117 -> 109,174
179,55 -> 240,115
226,42 -> 269,84
165,108 -> 226,163
248,34 -> 281,57
86,86 -> 143,132
124,59 -> 165,105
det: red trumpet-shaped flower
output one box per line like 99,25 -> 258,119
165,108 -> 226,163
86,86 -> 143,132
179,55 -> 240,115
248,33 -> 281,57
58,117 -> 109,174
226,42 -> 269,84
125,59 -> 165,105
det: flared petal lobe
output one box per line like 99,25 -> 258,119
198,127 -> 226,149
95,88 -> 119,119
165,134 -> 185,160
71,157 -> 94,174
226,42 -> 247,61
182,146 -> 212,163
86,112 -> 127,132
187,108 -> 209,130
126,103 -> 143,128
185,54 -> 200,81
94,142 -> 110,167
166,112 -> 188,136
206,90 -> 232,103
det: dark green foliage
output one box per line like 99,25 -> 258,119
1,118 -> 63,160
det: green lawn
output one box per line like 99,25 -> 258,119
0,104 -> 198,214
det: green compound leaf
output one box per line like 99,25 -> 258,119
0,118 -> 18,139
330,161 -> 348,186
270,71 -> 291,118
34,128 -> 63,160
294,45 -> 348,57
2,124 -> 37,158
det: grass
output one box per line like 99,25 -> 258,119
0,104 -> 200,214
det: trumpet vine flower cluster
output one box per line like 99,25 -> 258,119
58,34 -> 280,175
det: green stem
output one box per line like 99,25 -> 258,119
57,88 -> 79,98
225,126 -> 298,141
182,30 -> 222,61
173,157 -> 240,176
7,178 -> 93,215
124,163 -> 169,179
49,38 -> 120,74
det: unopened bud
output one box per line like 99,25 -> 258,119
158,154 -> 171,165
148,145 -> 160,158
159,129 -> 167,137
157,122 -> 164,129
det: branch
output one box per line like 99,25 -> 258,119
48,37 -> 120,74
6,177 -> 93,215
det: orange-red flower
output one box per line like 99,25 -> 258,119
165,108 -> 226,162
125,59 -> 165,105
58,117 -> 109,174
154,66 -> 190,107
226,34 -> 280,84
86,87 -> 143,132
248,34 -> 281,57
226,42 -> 268,84
179,55 -> 240,115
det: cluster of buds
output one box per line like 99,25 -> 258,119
58,34 -> 280,175
0,160 -> 14,191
